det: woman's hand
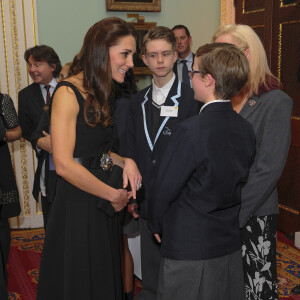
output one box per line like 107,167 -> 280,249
123,158 -> 142,199
111,189 -> 128,212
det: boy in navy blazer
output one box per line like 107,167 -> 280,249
147,43 -> 256,300
126,26 -> 200,300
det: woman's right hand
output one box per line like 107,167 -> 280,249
111,189 -> 128,212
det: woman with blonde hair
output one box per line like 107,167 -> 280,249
213,24 -> 293,300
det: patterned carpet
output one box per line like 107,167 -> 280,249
6,229 -> 300,299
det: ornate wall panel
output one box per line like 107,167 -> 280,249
0,0 -> 43,228
220,0 -> 235,25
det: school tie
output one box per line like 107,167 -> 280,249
181,60 -> 190,87
44,84 -> 51,104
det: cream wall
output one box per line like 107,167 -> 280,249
36,0 -> 220,65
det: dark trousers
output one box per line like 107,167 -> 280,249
135,218 -> 161,300
157,250 -> 245,300
41,195 -> 51,229
0,218 -> 10,300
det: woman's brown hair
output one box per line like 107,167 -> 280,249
69,17 -> 136,127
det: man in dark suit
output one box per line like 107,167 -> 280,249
18,45 -> 61,227
147,43 -> 256,300
172,25 -> 194,88
126,26 -> 200,300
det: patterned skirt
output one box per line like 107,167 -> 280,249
241,215 -> 278,300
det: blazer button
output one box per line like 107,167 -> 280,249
152,159 -> 156,164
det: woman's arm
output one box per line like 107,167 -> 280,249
239,92 -> 293,227
6,125 -> 22,142
51,86 -> 128,211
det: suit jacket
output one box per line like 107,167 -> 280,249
126,78 -> 200,219
18,83 -> 47,201
147,102 -> 256,260
239,89 -> 293,227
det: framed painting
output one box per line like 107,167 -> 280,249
106,0 -> 161,12
128,20 -> 156,75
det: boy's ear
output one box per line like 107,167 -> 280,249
173,51 -> 178,63
205,74 -> 215,87
142,54 -> 149,67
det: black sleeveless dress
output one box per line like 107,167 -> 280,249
37,82 -> 123,300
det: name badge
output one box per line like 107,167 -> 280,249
160,106 -> 178,117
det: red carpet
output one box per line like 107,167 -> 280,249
6,229 -> 300,299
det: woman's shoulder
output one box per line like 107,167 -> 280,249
257,89 -> 293,109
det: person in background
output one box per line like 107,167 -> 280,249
36,17 -> 141,299
113,68 -> 139,300
212,24 -> 293,300
172,24 -> 194,87
18,45 -> 61,228
148,42 -> 255,300
126,26 -> 200,300
57,62 -> 72,83
0,92 -> 21,300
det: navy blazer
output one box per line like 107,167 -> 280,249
126,78 -> 200,219
147,102 -> 256,260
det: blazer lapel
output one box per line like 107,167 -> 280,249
153,80 -> 181,148
141,80 -> 181,152
33,83 -> 46,108
239,94 -> 262,119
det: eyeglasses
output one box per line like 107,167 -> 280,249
188,70 -> 200,79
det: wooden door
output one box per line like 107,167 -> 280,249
235,0 -> 300,235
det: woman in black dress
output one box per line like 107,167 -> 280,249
37,17 -> 141,300
0,93 -> 21,300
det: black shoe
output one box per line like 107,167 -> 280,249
291,284 -> 300,294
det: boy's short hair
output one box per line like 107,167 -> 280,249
141,26 -> 176,55
196,43 -> 249,100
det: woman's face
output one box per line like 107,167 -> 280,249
109,35 -> 136,83
215,33 -> 250,61
214,33 -> 237,47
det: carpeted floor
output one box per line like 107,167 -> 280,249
6,229 -> 300,299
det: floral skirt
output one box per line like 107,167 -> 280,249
241,215 -> 278,300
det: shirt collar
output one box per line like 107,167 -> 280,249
152,73 -> 176,105
199,99 -> 231,114
40,77 -> 57,89
177,51 -> 193,64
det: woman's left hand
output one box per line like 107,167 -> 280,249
123,158 -> 142,199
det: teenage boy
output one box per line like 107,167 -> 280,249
147,43 -> 256,300
126,26 -> 200,300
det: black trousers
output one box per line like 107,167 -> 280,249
0,217 -> 10,300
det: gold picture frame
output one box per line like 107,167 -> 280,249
127,18 -> 156,76
106,0 -> 161,12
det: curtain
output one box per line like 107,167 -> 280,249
0,0 -> 44,228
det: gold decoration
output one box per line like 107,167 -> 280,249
1,0 -> 10,94
278,20 -> 300,83
278,204 -> 300,215
280,0 -> 297,7
220,0 -> 235,25
9,0 -> 31,216
242,0 -> 265,14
